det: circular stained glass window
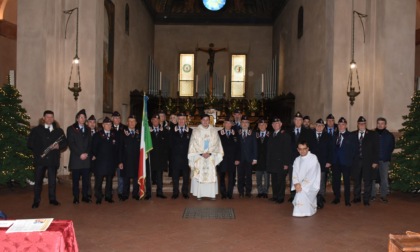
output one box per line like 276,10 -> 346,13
202,0 -> 226,11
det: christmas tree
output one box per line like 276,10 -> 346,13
391,90 -> 420,192
0,81 -> 34,187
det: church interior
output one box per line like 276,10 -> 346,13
1,0 -> 420,251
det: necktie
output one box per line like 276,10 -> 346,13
91,129 -> 95,136
336,133 -> 342,147
226,130 -> 230,137
328,128 -> 332,135
359,132 -> 364,158
130,130 -> 134,135
81,127 -> 84,133
155,128 -> 158,136
274,132 -> 277,137
243,131 -> 246,138
106,132 -> 110,139
260,132 -> 263,138
317,133 -> 321,142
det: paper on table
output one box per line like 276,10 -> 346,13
6,218 -> 54,233
0,220 -> 14,228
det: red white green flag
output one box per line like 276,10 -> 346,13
138,95 -> 153,198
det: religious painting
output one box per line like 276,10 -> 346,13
179,53 -> 195,97
231,54 -> 246,97
103,0 -> 115,113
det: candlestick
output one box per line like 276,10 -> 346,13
223,75 -> 226,93
177,74 -> 180,92
196,75 -> 198,91
159,71 -> 162,90
261,73 -> 264,93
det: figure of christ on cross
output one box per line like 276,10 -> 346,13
196,43 -> 227,96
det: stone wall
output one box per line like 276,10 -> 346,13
16,0 -> 154,174
154,25 -> 272,98
274,0 -> 416,131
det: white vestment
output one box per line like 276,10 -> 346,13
291,152 -> 320,217
188,124 -> 224,198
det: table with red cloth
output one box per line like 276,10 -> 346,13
0,220 -> 79,252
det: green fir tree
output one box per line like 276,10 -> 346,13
0,82 -> 34,186
391,90 -> 420,192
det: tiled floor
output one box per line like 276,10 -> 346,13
1,180 -> 420,252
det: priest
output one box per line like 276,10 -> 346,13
291,140 -> 321,217
188,114 -> 224,200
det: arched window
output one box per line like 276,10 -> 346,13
125,3 -> 129,36
297,6 -> 303,39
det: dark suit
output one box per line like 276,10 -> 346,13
92,129 -> 119,201
67,123 -> 92,200
119,128 -> 140,198
266,131 -> 291,201
27,123 -> 67,203
309,131 -> 333,197
113,124 -> 126,197
352,129 -> 379,203
325,125 -> 338,137
169,126 -> 192,196
332,130 -> 357,203
238,129 -> 257,196
218,129 -> 240,198
146,126 -> 169,197
255,131 -> 270,195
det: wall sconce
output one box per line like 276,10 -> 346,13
347,9 -> 367,106
64,7 -> 81,101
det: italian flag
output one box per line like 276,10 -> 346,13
138,95 -> 153,198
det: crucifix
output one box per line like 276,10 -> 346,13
196,43 -> 227,96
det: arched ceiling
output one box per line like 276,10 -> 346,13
142,0 -> 289,25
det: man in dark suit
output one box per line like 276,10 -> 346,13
255,118 -> 270,198
218,117 -> 240,199
352,116 -> 379,206
266,117 -> 291,204
146,113 -> 170,199
371,117 -> 395,203
118,115 -> 141,201
303,116 -> 311,130
67,109 -> 92,204
92,117 -> 119,204
331,117 -> 357,206
289,112 -> 315,202
28,110 -> 68,208
112,111 -> 126,201
86,114 -> 97,199
232,109 -> 242,133
309,119 -> 333,209
169,112 -> 192,199
325,114 -> 338,137
159,110 -> 171,131
237,116 -> 257,198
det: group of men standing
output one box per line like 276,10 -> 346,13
27,108 -> 395,218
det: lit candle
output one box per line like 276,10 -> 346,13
159,71 -> 162,90
223,75 -> 226,93
261,74 -> 264,93
196,75 -> 198,91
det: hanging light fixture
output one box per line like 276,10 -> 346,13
64,7 -> 81,101
347,5 -> 367,106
